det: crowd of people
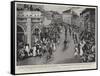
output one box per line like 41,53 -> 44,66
17,26 -> 61,61
72,28 -> 95,62
17,23 -> 95,63
17,39 -> 56,61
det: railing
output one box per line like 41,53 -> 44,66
17,11 -> 43,18
17,18 -> 27,22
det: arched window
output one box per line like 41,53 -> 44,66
17,25 -> 25,49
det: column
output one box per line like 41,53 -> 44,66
26,18 -> 31,48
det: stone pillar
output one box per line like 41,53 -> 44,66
26,18 -> 31,48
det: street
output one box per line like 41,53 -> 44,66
49,27 -> 81,64
17,27 -> 81,66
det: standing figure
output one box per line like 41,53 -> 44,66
72,32 -> 74,40
80,39 -> 86,56
63,40 -> 67,50
69,27 -> 71,36
32,46 -> 36,56
74,48 -> 79,57
36,44 -> 40,56
75,34 -> 78,44
51,40 -> 56,52
25,44 -> 30,56
53,42 -> 56,52
74,45 -> 79,57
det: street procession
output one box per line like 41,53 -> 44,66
16,4 -> 96,65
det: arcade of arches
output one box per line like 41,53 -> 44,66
17,25 -> 41,50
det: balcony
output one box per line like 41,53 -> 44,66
17,11 -> 43,18
17,18 -> 27,22
31,18 -> 42,23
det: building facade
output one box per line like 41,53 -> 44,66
62,9 -> 72,25
80,8 -> 95,33
17,4 -> 44,49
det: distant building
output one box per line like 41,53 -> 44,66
80,8 -> 95,33
63,9 -> 80,32
71,11 -> 80,27
71,11 -> 80,32
79,15 -> 85,32
62,9 -> 72,25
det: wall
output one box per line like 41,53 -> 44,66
63,13 -> 72,25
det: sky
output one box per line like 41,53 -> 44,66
43,4 -> 86,15
17,2 -> 95,16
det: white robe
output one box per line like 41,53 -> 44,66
80,47 -> 83,56
74,48 -> 79,56
25,46 -> 29,53
53,43 -> 56,51
33,46 -> 36,56
80,41 -> 85,56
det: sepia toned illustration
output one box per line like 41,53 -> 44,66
16,3 -> 97,66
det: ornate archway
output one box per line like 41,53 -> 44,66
31,27 -> 41,47
17,25 -> 25,49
